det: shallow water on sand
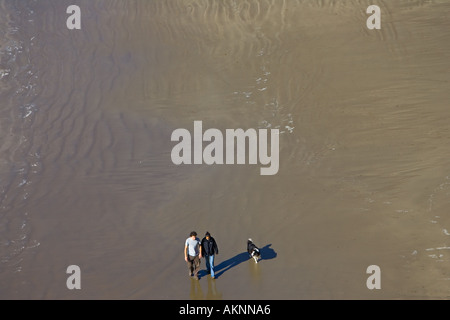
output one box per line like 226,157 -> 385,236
1,0 -> 450,299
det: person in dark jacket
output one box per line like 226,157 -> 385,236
201,232 -> 219,279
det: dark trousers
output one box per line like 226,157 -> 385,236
187,255 -> 201,277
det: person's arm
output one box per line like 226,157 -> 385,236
198,240 -> 202,259
214,239 -> 219,255
200,239 -> 205,257
184,245 -> 188,262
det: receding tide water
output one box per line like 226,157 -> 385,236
1,0 -> 450,299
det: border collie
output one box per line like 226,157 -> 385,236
247,239 -> 261,263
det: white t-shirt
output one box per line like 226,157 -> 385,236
185,237 -> 201,256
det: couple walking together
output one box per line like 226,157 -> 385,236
184,231 -> 219,280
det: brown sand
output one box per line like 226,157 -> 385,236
0,0 -> 450,299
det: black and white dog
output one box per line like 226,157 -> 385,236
247,239 -> 261,263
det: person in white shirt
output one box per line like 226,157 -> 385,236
184,231 -> 202,280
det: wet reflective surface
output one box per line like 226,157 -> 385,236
1,0 -> 450,299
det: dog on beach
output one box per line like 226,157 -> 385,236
247,239 -> 261,263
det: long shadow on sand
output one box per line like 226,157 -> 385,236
211,244 -> 277,279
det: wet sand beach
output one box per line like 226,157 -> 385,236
1,0 -> 450,299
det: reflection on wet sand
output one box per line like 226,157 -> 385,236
190,277 -> 222,300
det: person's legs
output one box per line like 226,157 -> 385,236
192,255 -> 201,279
187,256 -> 194,276
209,255 -> 215,278
205,255 -> 211,274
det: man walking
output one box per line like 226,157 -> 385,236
201,232 -> 219,279
185,231 -> 202,280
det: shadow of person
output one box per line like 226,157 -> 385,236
214,252 -> 249,279
198,269 -> 207,279
213,244 -> 277,279
260,244 -> 277,261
